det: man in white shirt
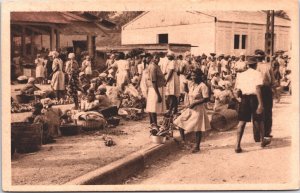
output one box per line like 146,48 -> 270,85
234,56 -> 270,153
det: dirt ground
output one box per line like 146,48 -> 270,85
125,94 -> 294,185
11,117 -> 153,185
11,84 -> 156,185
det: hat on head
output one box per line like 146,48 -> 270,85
210,53 -> 216,57
246,56 -> 258,65
68,53 -> 75,59
219,54 -> 225,57
28,77 -> 35,83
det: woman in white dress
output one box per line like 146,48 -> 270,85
50,51 -> 65,100
114,52 -> 130,89
137,56 -> 149,98
165,52 -> 180,115
174,68 -> 211,153
81,55 -> 93,80
35,54 -> 45,84
146,54 -> 166,126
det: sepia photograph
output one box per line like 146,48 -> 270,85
2,0 -> 299,191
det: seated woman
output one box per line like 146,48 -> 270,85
20,77 -> 40,95
41,98 -> 63,142
24,102 -> 45,124
81,92 -> 100,112
95,85 -> 112,109
213,81 -> 235,112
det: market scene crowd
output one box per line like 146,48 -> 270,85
11,48 -> 292,153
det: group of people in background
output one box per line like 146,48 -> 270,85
14,48 -> 291,153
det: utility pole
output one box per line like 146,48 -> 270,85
265,10 -> 275,57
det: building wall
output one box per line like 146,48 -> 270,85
122,23 -> 216,55
216,21 -> 291,56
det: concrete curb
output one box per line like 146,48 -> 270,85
66,131 -> 195,185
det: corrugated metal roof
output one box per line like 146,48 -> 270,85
11,12 -> 70,24
58,22 -> 108,36
197,11 -> 290,27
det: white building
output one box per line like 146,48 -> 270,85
121,11 -> 291,56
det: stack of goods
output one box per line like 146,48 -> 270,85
120,93 -> 146,109
75,111 -> 106,131
118,108 -> 143,121
11,101 -> 33,113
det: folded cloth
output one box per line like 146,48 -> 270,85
74,111 -> 104,121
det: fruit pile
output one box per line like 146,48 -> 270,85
11,102 -> 33,113
120,94 -> 146,109
11,97 -> 75,113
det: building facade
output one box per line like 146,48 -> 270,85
121,11 -> 291,56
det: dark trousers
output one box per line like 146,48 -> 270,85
253,85 -> 273,141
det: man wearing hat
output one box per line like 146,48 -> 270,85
254,52 -> 276,141
234,56 -> 270,153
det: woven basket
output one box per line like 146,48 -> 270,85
60,124 -> 81,136
11,122 -> 42,153
211,109 -> 238,131
77,113 -> 106,131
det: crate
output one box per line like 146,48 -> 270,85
11,122 -> 43,153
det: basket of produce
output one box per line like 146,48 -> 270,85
76,112 -> 106,131
99,106 -> 118,118
11,122 -> 43,153
59,124 -> 81,136
17,75 -> 28,84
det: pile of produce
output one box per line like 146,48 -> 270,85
120,93 -> 146,109
118,108 -> 143,121
11,101 -> 33,113
11,97 -> 75,113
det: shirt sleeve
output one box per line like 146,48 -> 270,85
200,84 -> 209,98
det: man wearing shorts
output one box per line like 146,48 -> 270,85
234,56 -> 270,153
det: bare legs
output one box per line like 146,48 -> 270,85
235,121 -> 246,153
149,113 -> 158,126
179,128 -> 202,153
